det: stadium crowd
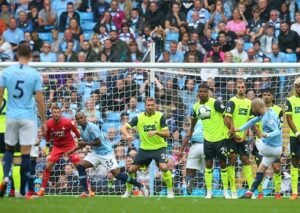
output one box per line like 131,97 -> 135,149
0,0 -> 300,197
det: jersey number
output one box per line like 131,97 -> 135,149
0,98 -> 6,115
105,159 -> 114,168
13,80 -> 25,99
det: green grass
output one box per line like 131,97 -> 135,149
1,197 -> 300,213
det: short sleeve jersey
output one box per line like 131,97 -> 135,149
286,96 -> 300,137
192,98 -> 226,142
126,111 -> 168,150
0,89 -> 7,133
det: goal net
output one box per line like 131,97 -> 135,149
0,62 -> 298,197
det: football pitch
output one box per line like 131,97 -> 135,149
1,197 -> 300,213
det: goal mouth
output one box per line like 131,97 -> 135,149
0,62 -> 296,197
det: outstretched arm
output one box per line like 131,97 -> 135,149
236,116 -> 261,132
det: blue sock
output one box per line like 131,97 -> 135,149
10,175 -> 14,190
186,175 -> 191,183
28,159 -> 37,192
3,150 -> 13,179
77,165 -> 88,193
250,172 -> 264,192
20,155 -> 30,196
115,172 -> 142,189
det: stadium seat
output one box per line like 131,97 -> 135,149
106,111 -> 121,122
81,22 -> 96,32
83,31 -> 94,40
101,122 -> 120,132
243,42 -> 253,51
164,40 -> 171,51
136,102 -> 145,111
166,32 -> 179,42
38,32 -> 52,42
211,32 -> 218,40
80,12 -> 94,24
286,53 -> 297,62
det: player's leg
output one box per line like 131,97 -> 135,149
185,143 -> 203,195
272,160 -> 282,199
290,137 -> 299,199
25,157 -> 38,198
155,148 -> 174,198
76,156 -> 94,197
217,140 -> 229,199
227,139 -> 237,197
254,153 -> 264,199
203,141 -> 215,199
239,142 -> 254,191
0,119 -> 18,197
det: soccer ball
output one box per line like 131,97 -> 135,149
198,105 -> 211,119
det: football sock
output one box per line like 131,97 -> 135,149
28,159 -> 37,192
41,168 -> 51,189
3,150 -> 13,180
291,167 -> 298,194
228,165 -> 236,192
77,165 -> 88,193
205,168 -> 213,191
0,160 -> 3,181
115,172 -> 142,188
162,170 -> 173,190
250,172 -> 264,192
125,173 -> 135,192
20,155 -> 30,196
273,172 -> 281,193
221,168 -> 228,190
186,175 -> 193,185
243,165 -> 253,189
12,165 -> 21,193
257,183 -> 263,193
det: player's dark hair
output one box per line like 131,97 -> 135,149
261,88 -> 275,95
17,43 -> 32,58
199,83 -> 210,90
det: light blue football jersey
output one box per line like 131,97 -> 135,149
190,120 -> 204,144
79,122 -> 113,155
0,64 -> 42,120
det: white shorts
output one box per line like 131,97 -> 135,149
256,140 -> 282,167
5,119 -> 36,147
186,143 -> 205,172
84,151 -> 119,170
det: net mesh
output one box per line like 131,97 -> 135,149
1,64 -> 298,196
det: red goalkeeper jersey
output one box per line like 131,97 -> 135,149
45,117 -> 80,148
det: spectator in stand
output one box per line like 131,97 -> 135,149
267,44 -> 287,63
187,0 -> 210,25
124,73 -> 139,100
106,127 -> 121,147
38,0 -> 56,32
246,6 -> 264,43
110,30 -> 128,62
0,2 -> 13,25
166,41 -> 184,63
145,1 -> 164,29
42,74 -> 56,105
291,11 -> 300,36
23,31 -> 34,49
32,50 -> 41,62
64,164 -> 79,188
69,18 -> 83,44
200,54 -> 219,81
77,0 -> 97,12
218,31 -> 234,52
95,25 -> 109,44
159,50 -> 170,63
28,4 -> 39,31
278,21 -> 300,55
59,29 -> 81,52
17,10 -> 33,33
63,40 -> 78,62
79,72 -> 100,102
50,28 -> 61,53
119,23 -> 135,45
92,0 -> 110,21
3,17 -> 24,51
58,2 -> 80,33
84,98 -> 102,125
205,41 -> 224,62
128,8 -> 144,37
184,40 -> 204,62
90,34 -> 102,54
125,96 -> 141,120
95,11 -> 117,32
208,0 -> 228,31
126,40 -> 143,62
225,8 -> 247,39
141,25 -> 152,53
253,40 -> 268,62
28,0 -> 44,12
81,40 -> 98,62
136,0 -> 148,18
217,21 -> 237,49
150,25 -> 165,58
279,2 -> 290,23
179,78 -> 198,114
109,79 -> 132,111
216,78 -> 236,104
260,25 -> 277,55
57,78 -> 77,98
230,39 -> 248,63
177,32 -> 190,54
118,0 -> 132,19
109,0 -> 126,31
245,47 -> 259,63
165,2 -> 186,33
187,11 -> 205,38
257,0 -> 271,22
201,28 -> 216,52
266,10 -> 281,37
0,35 -> 13,61
40,42 -> 57,62
31,31 -> 43,51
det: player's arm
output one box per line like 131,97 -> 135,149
214,100 -> 226,113
224,101 -> 235,137
285,100 -> 299,135
263,118 -> 281,138
120,116 -> 138,141
278,109 -> 284,125
148,115 -> 170,138
0,87 -> 4,110
70,121 -> 81,139
188,108 -> 198,137
235,116 -> 261,132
